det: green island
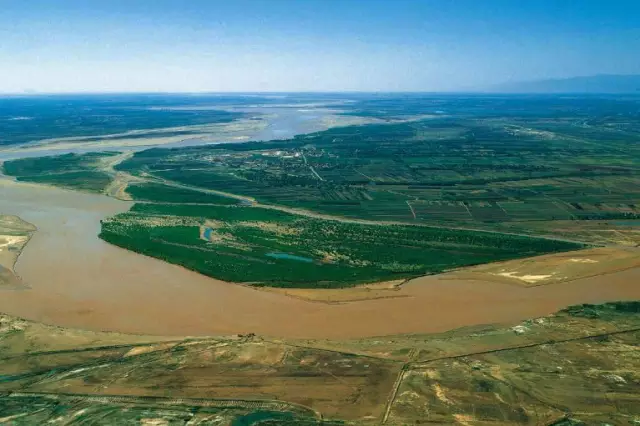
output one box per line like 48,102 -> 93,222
100,203 -> 580,287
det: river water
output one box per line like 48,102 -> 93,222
1,176 -> 639,338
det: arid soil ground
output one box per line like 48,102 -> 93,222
0,302 -> 638,425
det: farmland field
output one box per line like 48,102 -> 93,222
109,95 -> 640,237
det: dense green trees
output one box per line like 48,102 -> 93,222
100,204 -> 583,288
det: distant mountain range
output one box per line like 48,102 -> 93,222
491,74 -> 640,94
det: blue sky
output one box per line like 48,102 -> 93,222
0,0 -> 638,92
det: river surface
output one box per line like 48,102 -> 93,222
0,106 -> 342,161
0,177 -> 639,338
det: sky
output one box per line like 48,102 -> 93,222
0,0 -> 639,93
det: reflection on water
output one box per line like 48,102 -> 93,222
202,227 -> 214,241
240,107 -> 333,142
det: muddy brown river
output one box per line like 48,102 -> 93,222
0,177 -> 639,339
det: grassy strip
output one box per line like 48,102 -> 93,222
15,171 -> 113,193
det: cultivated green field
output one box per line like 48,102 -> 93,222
114,112 -> 640,230
2,152 -> 118,192
125,182 -> 241,204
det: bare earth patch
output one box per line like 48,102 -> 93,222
0,215 -> 35,288
494,272 -> 554,284
445,247 -> 640,287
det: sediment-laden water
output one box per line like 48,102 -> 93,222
0,177 -> 639,339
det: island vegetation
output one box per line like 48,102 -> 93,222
100,203 -> 582,287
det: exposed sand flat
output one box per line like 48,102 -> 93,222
447,247 -> 640,287
0,235 -> 28,249
0,178 -> 639,339
0,214 -> 36,288
256,279 -> 408,304
494,272 -> 554,283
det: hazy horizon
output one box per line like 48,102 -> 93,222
1,0 -> 639,93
